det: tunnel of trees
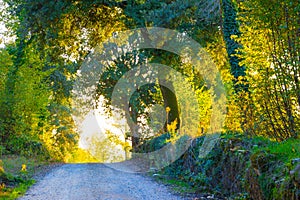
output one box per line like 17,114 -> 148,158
0,0 -> 299,191
1,0 -> 299,199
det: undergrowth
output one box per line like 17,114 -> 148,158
0,155 -> 48,199
143,133 -> 300,199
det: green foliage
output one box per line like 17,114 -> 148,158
137,132 -> 171,153
222,0 -> 246,90
0,47 -> 14,147
155,177 -> 197,194
235,0 -> 300,139
259,138 -> 300,164
148,133 -> 299,199
0,1 -> 299,199
0,40 -> 77,161
0,155 -> 50,199
67,147 -> 98,163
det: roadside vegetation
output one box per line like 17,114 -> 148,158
0,0 -> 299,199
0,155 -> 46,199
0,148 -> 97,199
144,133 -> 300,199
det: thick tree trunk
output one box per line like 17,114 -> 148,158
127,105 -> 140,152
159,84 -> 180,131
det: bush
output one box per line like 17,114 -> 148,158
144,133 -> 300,199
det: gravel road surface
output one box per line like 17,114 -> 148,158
18,163 -> 184,200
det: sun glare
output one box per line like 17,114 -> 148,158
78,96 -> 131,163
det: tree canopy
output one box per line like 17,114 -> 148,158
0,0 -> 299,162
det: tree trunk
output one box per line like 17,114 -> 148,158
159,83 -> 180,131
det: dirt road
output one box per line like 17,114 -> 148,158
18,163 -> 184,200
